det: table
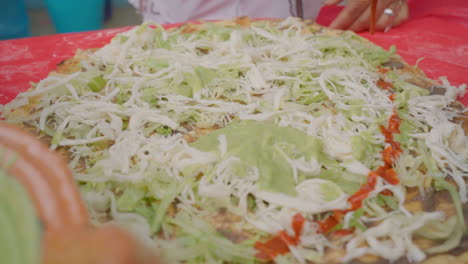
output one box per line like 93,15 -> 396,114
0,0 -> 467,106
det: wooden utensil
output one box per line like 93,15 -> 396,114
370,0 -> 378,34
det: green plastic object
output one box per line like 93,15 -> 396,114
0,168 -> 41,264
45,0 -> 105,33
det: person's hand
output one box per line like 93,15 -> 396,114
325,0 -> 409,32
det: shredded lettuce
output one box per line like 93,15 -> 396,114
350,132 -> 381,167
117,187 -> 145,212
433,177 -> 466,232
349,208 -> 367,231
152,180 -> 189,232
376,194 -> 398,210
161,211 -> 256,264
88,76 -> 107,92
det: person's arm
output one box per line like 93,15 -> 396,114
325,0 -> 409,32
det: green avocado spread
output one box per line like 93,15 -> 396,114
191,120 -> 322,195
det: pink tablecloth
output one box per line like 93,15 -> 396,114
0,0 -> 467,106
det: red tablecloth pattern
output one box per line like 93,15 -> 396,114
0,0 -> 467,106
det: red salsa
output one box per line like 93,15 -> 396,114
255,213 -> 305,260
255,93 -> 403,259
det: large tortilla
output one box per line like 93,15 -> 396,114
2,17 -> 468,264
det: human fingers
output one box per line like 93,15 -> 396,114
348,0 -> 394,32
394,2 -> 409,26
0,122 -> 88,230
323,0 -> 343,6
329,0 -> 370,30
376,1 -> 409,32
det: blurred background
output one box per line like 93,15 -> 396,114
0,0 -> 349,40
0,0 -> 141,40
